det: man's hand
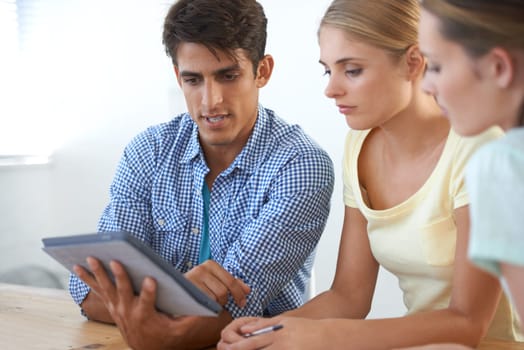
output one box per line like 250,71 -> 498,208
185,260 -> 251,307
74,257 -> 184,349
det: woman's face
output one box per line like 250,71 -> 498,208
418,9 -> 509,135
318,26 -> 414,130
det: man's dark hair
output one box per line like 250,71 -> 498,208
162,0 -> 267,74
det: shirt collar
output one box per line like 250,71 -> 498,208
229,104 -> 269,174
181,117 -> 203,164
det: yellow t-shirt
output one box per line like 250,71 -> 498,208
342,126 -> 522,341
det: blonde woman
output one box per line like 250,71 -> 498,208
218,1 -> 522,349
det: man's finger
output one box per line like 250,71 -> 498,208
137,277 -> 158,313
223,278 -> 249,308
202,274 -> 231,306
202,261 -> 250,307
213,272 -> 250,308
73,264 -> 99,291
111,260 -> 135,305
87,257 -> 117,299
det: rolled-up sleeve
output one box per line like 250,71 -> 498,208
221,149 -> 334,318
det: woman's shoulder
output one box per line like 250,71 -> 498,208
469,127 -> 524,172
446,126 -> 504,161
501,127 -> 524,151
450,125 -> 503,146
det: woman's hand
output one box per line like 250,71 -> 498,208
393,345 -> 474,350
218,316 -> 328,350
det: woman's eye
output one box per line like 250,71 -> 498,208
323,69 -> 331,77
346,68 -> 362,77
426,64 -> 441,74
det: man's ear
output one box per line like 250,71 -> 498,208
487,47 -> 515,88
405,44 -> 425,80
174,65 -> 182,87
255,54 -> 274,88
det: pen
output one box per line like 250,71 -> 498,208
243,324 -> 284,338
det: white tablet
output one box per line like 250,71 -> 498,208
42,231 -> 222,317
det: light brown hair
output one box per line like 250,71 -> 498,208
420,0 -> 524,57
421,0 -> 524,125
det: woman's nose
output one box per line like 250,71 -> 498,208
324,75 -> 344,99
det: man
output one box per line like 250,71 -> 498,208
69,0 -> 334,349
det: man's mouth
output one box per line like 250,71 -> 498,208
207,116 -> 225,123
203,115 -> 227,124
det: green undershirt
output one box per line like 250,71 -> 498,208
198,182 -> 212,264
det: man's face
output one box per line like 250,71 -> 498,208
175,43 -> 269,155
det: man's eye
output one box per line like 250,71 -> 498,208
222,73 -> 239,81
183,77 -> 200,85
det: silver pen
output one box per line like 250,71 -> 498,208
243,324 -> 284,338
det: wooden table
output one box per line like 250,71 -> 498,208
0,283 -> 522,350
0,283 -> 130,350
479,339 -> 524,350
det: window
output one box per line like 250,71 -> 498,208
0,1 -> 177,166
0,0 -> 64,165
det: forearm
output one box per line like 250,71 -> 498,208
285,289 -> 369,320
80,291 -> 115,324
170,310 -> 233,350
322,309 -> 485,350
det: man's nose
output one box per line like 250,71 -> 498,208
202,80 -> 223,111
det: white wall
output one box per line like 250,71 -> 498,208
0,0 -> 405,318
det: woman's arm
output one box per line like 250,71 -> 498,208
218,206 -> 504,350
319,205 -> 502,349
319,206 -> 501,349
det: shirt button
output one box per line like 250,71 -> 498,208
157,219 -> 165,226
186,261 -> 193,268
191,227 -> 200,235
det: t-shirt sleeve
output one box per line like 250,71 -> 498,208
342,131 -> 358,208
467,137 -> 524,276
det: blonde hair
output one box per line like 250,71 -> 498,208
319,0 -> 420,58
420,0 -> 524,57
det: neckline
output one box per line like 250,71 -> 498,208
356,128 -> 454,216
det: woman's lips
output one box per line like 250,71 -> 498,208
337,105 -> 357,114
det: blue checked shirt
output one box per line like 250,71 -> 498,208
69,105 -> 334,318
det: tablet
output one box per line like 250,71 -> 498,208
42,231 -> 222,317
